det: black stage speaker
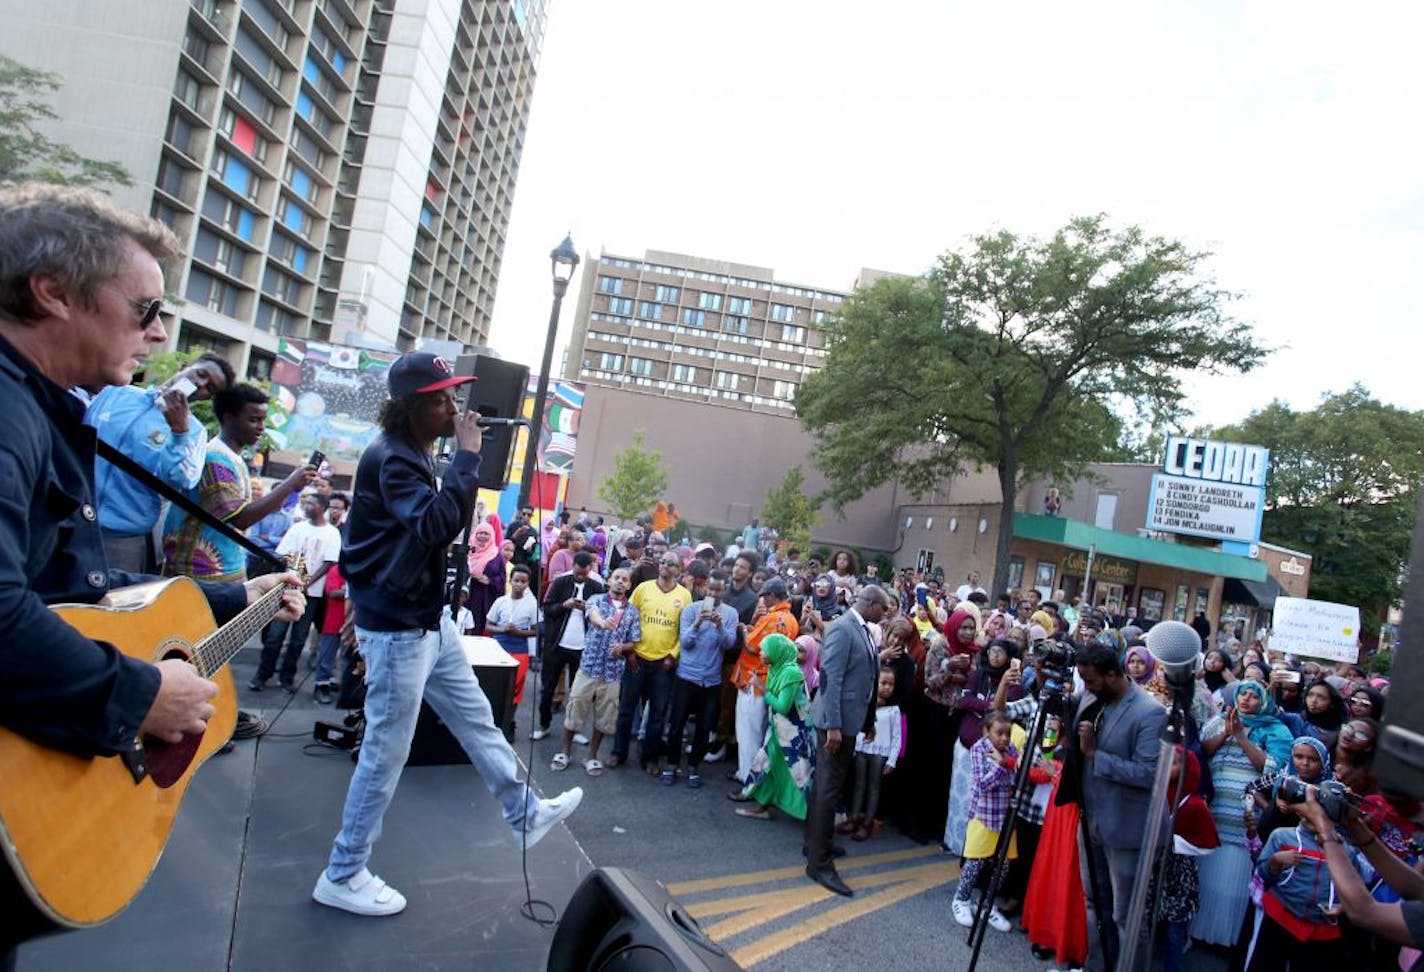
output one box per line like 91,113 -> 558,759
546,867 -> 741,972
407,638 -> 518,765
455,353 -> 529,491
1375,488 -> 1424,799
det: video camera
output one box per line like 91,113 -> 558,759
1031,637 -> 1077,695
1278,778 -> 1360,823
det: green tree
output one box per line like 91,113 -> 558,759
796,215 -> 1266,596
0,55 -> 131,188
761,465 -> 819,555
597,429 -> 669,521
1214,385 -> 1424,638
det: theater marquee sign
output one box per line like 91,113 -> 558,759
1146,436 -> 1268,544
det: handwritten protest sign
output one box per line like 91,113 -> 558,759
1271,597 -> 1361,663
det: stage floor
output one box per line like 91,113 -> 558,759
18,644 -> 591,972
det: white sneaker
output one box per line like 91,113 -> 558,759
312,868 -> 407,916
573,732 -> 589,745
952,897 -> 974,927
517,786 -> 583,848
987,907 -> 1011,932
704,745 -> 726,763
531,727 -> 549,741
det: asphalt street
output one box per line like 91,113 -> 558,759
509,684 -> 1235,972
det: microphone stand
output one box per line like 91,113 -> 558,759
1116,680 -> 1191,972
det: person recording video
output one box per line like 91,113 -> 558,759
1295,786 -> 1424,967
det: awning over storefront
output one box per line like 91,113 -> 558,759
1013,513 -> 1268,582
1222,574 -> 1286,609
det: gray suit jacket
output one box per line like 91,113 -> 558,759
1075,680 -> 1167,850
810,610 -> 878,736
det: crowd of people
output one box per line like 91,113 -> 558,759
451,506 -> 1418,972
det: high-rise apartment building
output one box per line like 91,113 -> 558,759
563,249 -> 860,415
1,0 -> 547,377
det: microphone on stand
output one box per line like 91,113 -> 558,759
475,417 -> 530,427
1145,620 -> 1202,709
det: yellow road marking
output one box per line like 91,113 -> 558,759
731,867 -> 961,968
665,845 -> 939,896
695,861 -> 959,941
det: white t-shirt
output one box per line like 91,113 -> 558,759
559,579 -> 589,650
276,518 -> 342,596
955,583 -> 986,601
488,593 -> 540,654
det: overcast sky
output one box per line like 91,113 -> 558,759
486,0 -> 1423,431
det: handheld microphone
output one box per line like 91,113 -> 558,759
475,417 -> 529,427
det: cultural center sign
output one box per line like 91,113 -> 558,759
1146,436 -> 1268,543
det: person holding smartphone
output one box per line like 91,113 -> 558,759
86,352 -> 236,572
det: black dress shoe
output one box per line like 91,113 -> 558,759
802,843 -> 848,859
805,865 -> 853,897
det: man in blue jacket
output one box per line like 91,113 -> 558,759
314,352 -> 582,918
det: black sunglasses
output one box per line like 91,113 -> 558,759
103,286 -> 163,328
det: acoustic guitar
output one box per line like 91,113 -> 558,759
0,572 -> 297,935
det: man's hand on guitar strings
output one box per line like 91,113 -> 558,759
245,571 -> 307,623
138,660 -> 218,743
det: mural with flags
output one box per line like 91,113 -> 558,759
495,378 -> 587,526
266,339 -> 399,462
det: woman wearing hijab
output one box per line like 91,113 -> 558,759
1300,679 -> 1348,750
1254,736 -> 1332,840
810,573 -> 842,622
1192,681 -> 1293,946
1125,645 -> 1157,686
943,637 -> 1022,856
902,611 -> 975,844
795,635 -> 820,700
464,521 -> 506,636
735,633 -> 817,822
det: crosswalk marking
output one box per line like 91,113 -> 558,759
666,844 -> 938,896
669,847 -> 960,968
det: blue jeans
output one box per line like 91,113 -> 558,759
324,616 -> 540,883
315,633 -> 341,684
612,657 -> 675,768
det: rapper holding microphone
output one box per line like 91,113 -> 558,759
312,353 -> 582,917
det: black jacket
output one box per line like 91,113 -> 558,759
342,431 -> 480,631
0,334 -> 245,757
540,571 -> 605,652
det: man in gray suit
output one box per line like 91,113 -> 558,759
1074,641 -> 1166,971
804,584 -> 890,896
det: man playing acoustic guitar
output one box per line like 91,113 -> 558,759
0,184 -> 306,968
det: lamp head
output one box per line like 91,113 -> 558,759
550,233 -> 579,289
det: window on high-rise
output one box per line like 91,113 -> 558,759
680,308 -> 705,327
773,380 -> 796,400
697,291 -> 722,310
780,324 -> 805,343
723,316 -> 749,335
628,357 -> 654,377
637,301 -> 662,321
728,296 -> 752,315
715,371 -> 738,390
598,275 -> 622,295
672,364 -> 699,384
608,297 -> 634,315
655,285 -> 680,303
771,303 -> 794,323
599,352 -> 624,371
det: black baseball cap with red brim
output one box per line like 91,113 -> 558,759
388,352 -> 476,397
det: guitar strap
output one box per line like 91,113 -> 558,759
95,439 -> 285,570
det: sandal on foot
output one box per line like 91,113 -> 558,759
584,758 -> 604,777
735,807 -> 772,820
852,825 -> 872,841
550,752 -> 570,771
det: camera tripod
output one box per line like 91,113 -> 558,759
964,672 -> 1114,972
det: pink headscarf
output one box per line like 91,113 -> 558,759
797,635 -> 821,695
468,522 -> 500,577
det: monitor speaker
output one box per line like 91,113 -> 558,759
1375,488 -> 1424,799
546,867 -> 741,972
454,354 -> 529,491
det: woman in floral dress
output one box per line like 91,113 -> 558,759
736,633 -> 817,821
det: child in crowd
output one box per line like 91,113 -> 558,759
1022,718 -> 1085,972
839,668 -> 902,842
1157,748 -> 1220,972
953,710 -> 1018,932
1246,801 -> 1372,971
454,586 -> 475,636
313,561 -> 345,705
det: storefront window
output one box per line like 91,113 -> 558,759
1139,588 -> 1165,623
1007,556 -> 1025,594
1034,561 -> 1057,600
1173,584 -> 1190,621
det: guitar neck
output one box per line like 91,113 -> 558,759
189,581 -> 291,678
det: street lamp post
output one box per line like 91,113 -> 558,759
516,234 -> 580,512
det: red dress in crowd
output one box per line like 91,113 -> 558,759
1022,766 -> 1087,968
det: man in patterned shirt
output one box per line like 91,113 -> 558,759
161,383 -> 312,581
553,566 -> 641,776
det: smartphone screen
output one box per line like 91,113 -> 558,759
171,376 -> 197,399
308,450 -> 326,469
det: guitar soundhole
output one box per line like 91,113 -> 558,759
148,639 -> 202,787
